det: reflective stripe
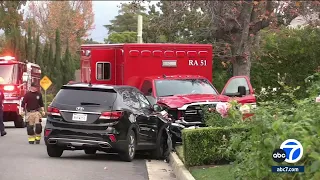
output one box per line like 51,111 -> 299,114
3,100 -> 20,104
28,137 -> 35,141
35,136 -> 41,141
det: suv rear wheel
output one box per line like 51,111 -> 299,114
84,149 -> 97,155
47,145 -> 63,157
119,130 -> 136,162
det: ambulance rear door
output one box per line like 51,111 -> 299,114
90,49 -> 116,85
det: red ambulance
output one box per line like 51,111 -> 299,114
79,43 -> 256,125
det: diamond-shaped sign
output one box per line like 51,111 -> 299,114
40,76 -> 52,91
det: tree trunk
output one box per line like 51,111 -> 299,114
233,55 -> 251,77
232,1 -> 253,78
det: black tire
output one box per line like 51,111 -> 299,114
84,149 -> 97,155
119,130 -> 136,162
14,116 -> 25,128
47,145 -> 63,157
152,129 -> 166,160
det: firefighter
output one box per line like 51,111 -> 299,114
0,88 -> 7,136
21,82 -> 45,144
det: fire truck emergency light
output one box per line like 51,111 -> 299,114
0,56 -> 15,61
162,60 -> 177,67
3,85 -> 14,91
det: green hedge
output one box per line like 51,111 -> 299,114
182,126 -> 248,167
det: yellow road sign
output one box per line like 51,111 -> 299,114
40,76 -> 52,91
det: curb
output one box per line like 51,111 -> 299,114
169,152 -> 195,180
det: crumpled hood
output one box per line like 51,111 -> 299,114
157,94 -> 230,109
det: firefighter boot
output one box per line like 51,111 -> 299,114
35,123 -> 42,144
35,135 -> 41,144
28,136 -> 35,144
27,124 -> 35,144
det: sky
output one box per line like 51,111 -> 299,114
89,1 -> 158,43
89,1 -> 125,43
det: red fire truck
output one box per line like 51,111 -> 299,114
0,56 -> 41,128
80,43 -> 256,125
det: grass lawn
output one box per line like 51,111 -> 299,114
175,145 -> 233,180
190,165 -> 233,180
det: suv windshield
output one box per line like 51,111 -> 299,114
155,79 -> 218,97
0,64 -> 17,84
53,87 -> 117,108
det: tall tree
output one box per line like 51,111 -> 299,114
84,38 -> 100,44
0,1 -> 27,58
27,1 -> 95,53
41,42 -> 49,76
143,1 -> 320,77
53,29 -> 62,90
62,40 -> 75,84
104,2 -> 164,43
34,34 -> 43,67
105,31 -> 137,44
48,43 -> 54,78
26,25 -> 32,62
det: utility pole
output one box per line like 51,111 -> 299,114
137,15 -> 143,43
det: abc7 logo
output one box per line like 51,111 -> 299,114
272,149 -> 286,163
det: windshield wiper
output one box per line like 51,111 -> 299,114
159,94 -> 185,97
159,95 -> 175,97
80,102 -> 100,106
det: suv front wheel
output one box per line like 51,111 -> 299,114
119,130 -> 136,162
47,145 -> 63,157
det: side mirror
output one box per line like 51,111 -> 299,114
153,104 -> 162,112
238,86 -> 246,97
22,72 -> 28,82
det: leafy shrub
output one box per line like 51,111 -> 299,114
229,73 -> 320,179
251,26 -> 320,100
182,126 -> 248,167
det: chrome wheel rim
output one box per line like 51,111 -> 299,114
128,135 -> 135,158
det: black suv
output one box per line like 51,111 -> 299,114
44,83 -> 169,162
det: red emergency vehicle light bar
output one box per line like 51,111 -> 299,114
3,85 -> 15,91
0,56 -> 15,61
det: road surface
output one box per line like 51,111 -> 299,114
0,120 -> 176,180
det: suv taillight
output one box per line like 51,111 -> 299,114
47,106 -> 61,116
100,111 -> 123,120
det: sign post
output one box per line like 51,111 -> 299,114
40,76 -> 52,112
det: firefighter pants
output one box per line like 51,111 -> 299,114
26,111 -> 42,144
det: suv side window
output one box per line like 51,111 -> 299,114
120,89 -> 140,109
120,90 -> 131,107
136,92 -> 151,109
141,80 -> 153,96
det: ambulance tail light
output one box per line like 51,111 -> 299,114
100,111 -> 124,120
3,85 -> 15,91
47,106 -> 61,116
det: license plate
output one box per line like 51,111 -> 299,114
72,113 -> 87,121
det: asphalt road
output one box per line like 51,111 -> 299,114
0,120 -> 175,180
